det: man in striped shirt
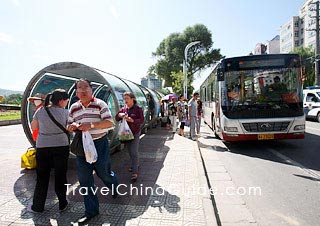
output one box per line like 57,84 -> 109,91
67,79 -> 118,225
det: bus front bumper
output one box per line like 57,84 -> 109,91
222,132 -> 305,141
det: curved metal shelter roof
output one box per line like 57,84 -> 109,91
21,62 -> 161,149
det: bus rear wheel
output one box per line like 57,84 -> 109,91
317,113 -> 320,123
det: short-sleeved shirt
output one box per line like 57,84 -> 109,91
33,107 -> 69,148
188,98 -> 198,117
177,101 -> 186,121
68,97 -> 114,140
168,102 -> 178,116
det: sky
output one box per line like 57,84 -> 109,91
0,0 -> 306,92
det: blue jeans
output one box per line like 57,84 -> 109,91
76,135 -> 118,217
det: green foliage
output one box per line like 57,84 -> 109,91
171,71 -> 194,95
146,65 -> 157,78
2,94 -> 23,105
291,46 -> 315,87
151,24 -> 223,95
158,88 -> 171,95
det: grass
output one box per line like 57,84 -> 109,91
0,110 -> 21,121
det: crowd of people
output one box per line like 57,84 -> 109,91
160,92 -> 202,140
25,79 -> 203,225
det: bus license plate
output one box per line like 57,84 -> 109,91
258,134 -> 274,140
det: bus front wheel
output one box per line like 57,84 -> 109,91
211,115 -> 214,130
213,118 -> 220,139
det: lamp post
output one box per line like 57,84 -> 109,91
183,41 -> 200,98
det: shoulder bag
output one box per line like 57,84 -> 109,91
44,107 -> 84,156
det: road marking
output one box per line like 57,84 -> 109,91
306,127 -> 320,133
267,148 -> 320,184
306,122 -> 320,132
271,211 -> 300,226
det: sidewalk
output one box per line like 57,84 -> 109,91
197,125 -> 257,226
0,124 -> 217,226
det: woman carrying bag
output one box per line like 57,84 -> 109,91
177,94 -> 187,136
115,92 -> 144,182
28,89 -> 70,213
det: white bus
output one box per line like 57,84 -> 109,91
200,54 -> 305,141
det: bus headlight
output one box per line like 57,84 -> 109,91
224,127 -> 238,132
294,125 -> 305,131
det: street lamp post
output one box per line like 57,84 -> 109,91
183,41 -> 200,98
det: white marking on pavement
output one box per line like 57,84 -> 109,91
139,134 -> 146,139
267,148 -> 320,184
271,211 -> 300,226
306,127 -> 320,133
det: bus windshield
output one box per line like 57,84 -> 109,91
221,68 -> 304,119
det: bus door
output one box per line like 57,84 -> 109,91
215,81 -> 223,132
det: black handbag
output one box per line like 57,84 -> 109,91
69,130 -> 84,156
44,107 -> 84,156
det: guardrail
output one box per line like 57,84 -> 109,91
0,104 -> 21,111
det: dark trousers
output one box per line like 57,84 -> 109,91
76,135 -> 118,217
126,132 -> 141,174
32,146 -> 69,211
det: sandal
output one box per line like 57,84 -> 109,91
128,166 -> 140,172
131,173 -> 138,182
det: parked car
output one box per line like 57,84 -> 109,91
303,86 -> 320,122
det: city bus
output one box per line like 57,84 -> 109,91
200,54 -> 305,141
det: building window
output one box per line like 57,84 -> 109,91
301,19 -> 304,24
294,31 -> 299,37
294,21 -> 299,27
295,41 -> 299,46
301,38 -> 304,45
301,28 -> 304,34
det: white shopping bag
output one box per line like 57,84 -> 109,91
82,131 -> 98,164
118,120 -> 134,142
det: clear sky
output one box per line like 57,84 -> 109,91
0,0 -> 306,91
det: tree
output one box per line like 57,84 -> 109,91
4,94 -> 23,105
158,88 -> 171,95
151,24 -> 223,95
171,70 -> 194,95
291,46 -> 315,87
146,65 -> 157,78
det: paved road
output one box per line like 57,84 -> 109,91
199,121 -> 320,226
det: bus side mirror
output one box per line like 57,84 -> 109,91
217,68 -> 224,81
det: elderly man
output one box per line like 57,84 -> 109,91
67,79 -> 118,225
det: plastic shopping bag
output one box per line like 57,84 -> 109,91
82,131 -> 98,164
21,147 -> 36,169
184,119 -> 190,127
118,120 -> 134,142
